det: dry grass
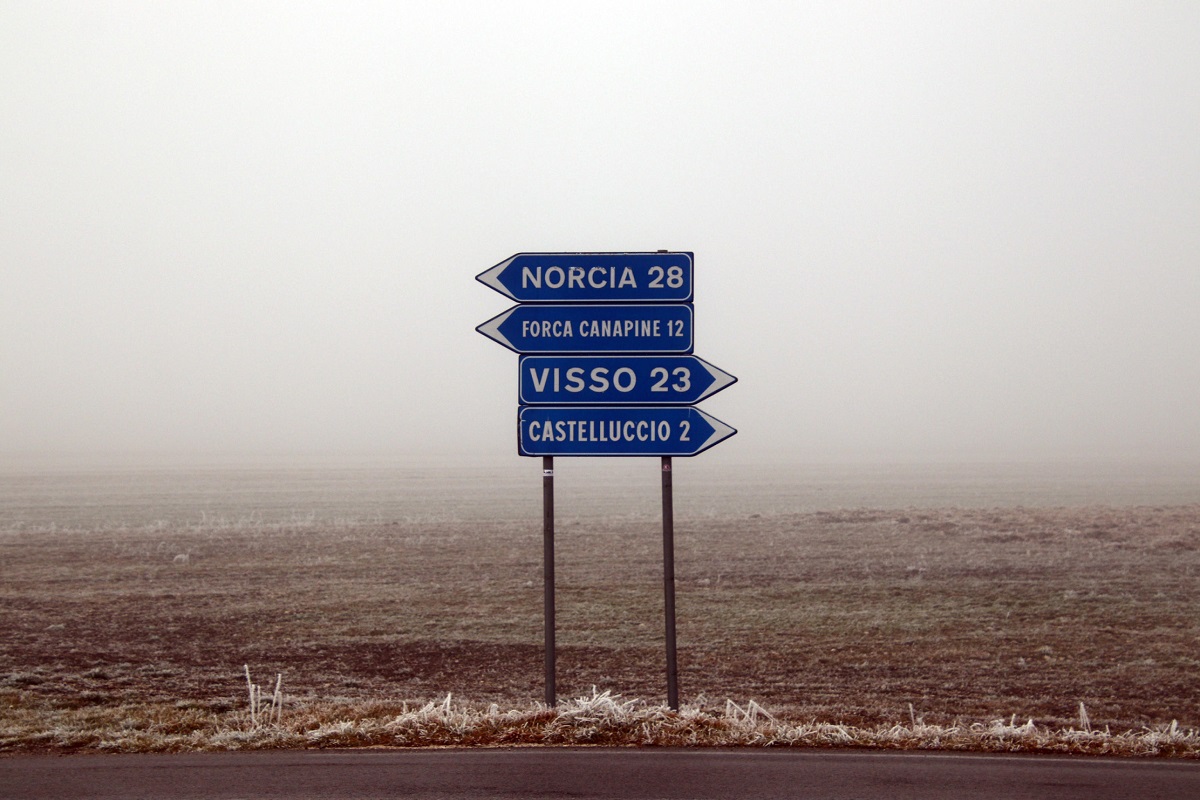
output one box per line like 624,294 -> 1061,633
2,688 -> 1196,757
2,502 -> 1199,755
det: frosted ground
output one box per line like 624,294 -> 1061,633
2,459 -> 1198,754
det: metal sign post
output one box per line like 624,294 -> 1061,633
542,456 -> 556,706
661,456 -> 679,710
476,251 -> 735,711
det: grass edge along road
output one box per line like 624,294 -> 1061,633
2,687 -> 1198,757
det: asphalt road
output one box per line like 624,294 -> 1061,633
2,748 -> 1198,800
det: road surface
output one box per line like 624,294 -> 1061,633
2,748 -> 1198,799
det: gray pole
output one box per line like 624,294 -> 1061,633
661,456 -> 679,710
542,456 -> 556,707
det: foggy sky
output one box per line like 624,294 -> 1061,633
3,1 -> 1198,466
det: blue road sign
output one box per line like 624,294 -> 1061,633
476,252 -> 693,303
476,304 -> 693,354
518,406 -> 736,457
519,355 -> 737,405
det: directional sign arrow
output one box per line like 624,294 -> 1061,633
519,355 -> 737,405
518,406 -> 736,457
477,252 -> 693,303
476,304 -> 693,354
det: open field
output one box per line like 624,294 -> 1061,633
2,462 -> 1199,754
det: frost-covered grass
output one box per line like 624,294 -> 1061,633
2,689 -> 1197,757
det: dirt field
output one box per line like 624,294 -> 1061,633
3,501 -> 1198,743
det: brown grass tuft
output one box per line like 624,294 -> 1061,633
3,688 -> 1197,756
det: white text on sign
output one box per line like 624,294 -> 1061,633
519,319 -> 686,338
522,265 -> 686,291
527,418 -> 687,444
528,366 -> 692,394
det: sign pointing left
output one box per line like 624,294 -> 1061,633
476,304 -> 693,354
477,252 -> 693,303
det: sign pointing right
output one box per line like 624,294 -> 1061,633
519,355 -> 737,405
518,406 -> 737,457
